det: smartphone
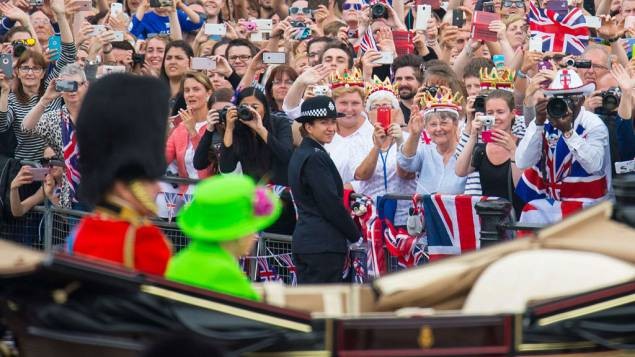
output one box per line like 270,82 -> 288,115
415,5 -> 432,30
250,31 -> 271,42
416,0 -> 440,9
55,80 -> 78,92
76,0 -> 91,11
91,24 -> 105,36
48,35 -> 61,61
294,27 -> 311,40
627,16 -> 635,29
0,54 -> 13,79
101,65 -> 126,75
313,85 -> 329,96
253,19 -> 273,31
112,31 -> 124,42
374,51 -> 394,65
262,52 -> 286,64
28,0 -> 43,6
191,57 -> 216,70
377,107 -> 391,130
308,0 -> 329,10
529,36 -> 543,52
204,23 -> 226,36
29,167 -> 49,181
585,15 -> 601,28
110,2 -> 123,15
483,1 -> 495,12
452,9 -> 465,27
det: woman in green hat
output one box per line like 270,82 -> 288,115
165,174 -> 281,301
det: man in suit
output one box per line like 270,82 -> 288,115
288,96 -> 361,284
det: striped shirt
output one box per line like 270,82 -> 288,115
0,42 -> 76,160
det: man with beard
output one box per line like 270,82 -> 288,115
392,54 -> 424,123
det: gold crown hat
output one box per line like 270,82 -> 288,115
330,68 -> 364,89
479,67 -> 516,91
419,86 -> 464,115
365,75 -> 399,98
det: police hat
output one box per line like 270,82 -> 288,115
295,95 -> 345,124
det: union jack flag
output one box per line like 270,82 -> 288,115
351,196 -> 385,279
423,194 -> 486,262
278,254 -> 297,286
182,193 -> 193,205
61,108 -> 80,202
516,123 -> 608,205
528,2 -> 589,55
358,25 -> 378,54
163,192 -> 180,222
351,253 -> 367,284
519,198 -> 588,226
384,220 -> 426,269
257,257 -> 281,282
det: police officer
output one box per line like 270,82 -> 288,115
288,96 -> 361,284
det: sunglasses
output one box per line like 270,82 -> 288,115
289,6 -> 312,15
502,0 -> 524,8
342,2 -> 363,10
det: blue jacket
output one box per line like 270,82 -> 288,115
130,10 -> 202,39
616,115 -> 635,161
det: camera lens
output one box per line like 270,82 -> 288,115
218,108 -> 228,124
565,58 -> 575,67
371,3 -> 388,19
12,43 -> 25,58
602,93 -> 619,112
547,97 -> 569,118
237,105 -> 253,121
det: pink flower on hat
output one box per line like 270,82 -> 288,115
253,188 -> 274,217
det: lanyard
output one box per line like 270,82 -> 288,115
378,144 -> 393,192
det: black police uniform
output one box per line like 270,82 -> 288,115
288,137 -> 361,284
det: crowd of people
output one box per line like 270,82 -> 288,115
0,0 -> 634,286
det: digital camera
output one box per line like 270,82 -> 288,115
547,96 -> 576,118
371,3 -> 389,19
237,104 -> 254,121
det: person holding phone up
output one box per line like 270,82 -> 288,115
455,89 -> 524,217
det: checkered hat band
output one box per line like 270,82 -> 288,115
300,108 -> 329,118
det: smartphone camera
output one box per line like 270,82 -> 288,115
55,80 -> 79,93
371,3 -> 389,19
237,104 -> 254,121
133,53 -> 145,65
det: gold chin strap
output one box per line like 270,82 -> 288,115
129,180 -> 159,216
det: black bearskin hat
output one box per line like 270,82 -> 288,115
76,74 -> 170,205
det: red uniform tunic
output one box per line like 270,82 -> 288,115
68,209 -> 172,276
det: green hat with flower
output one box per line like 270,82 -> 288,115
177,175 -> 282,242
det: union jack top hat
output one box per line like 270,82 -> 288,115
543,68 -> 595,96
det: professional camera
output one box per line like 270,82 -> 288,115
12,39 -> 35,58
564,59 -> 592,69
474,95 -> 487,114
371,3 -> 389,19
547,96 -> 576,118
217,107 -> 229,124
599,87 -> 621,113
237,104 -> 254,121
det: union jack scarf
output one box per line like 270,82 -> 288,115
278,253 -> 297,286
60,107 -> 80,202
163,192 -> 180,222
527,2 -> 589,55
383,219 -> 427,269
350,196 -> 386,279
257,257 -> 282,282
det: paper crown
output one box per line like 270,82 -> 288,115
479,67 -> 516,90
419,86 -> 463,114
365,75 -> 399,98
330,68 -> 364,89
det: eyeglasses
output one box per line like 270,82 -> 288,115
273,79 -> 294,86
342,2 -> 363,10
590,63 -> 609,71
289,6 -> 312,15
19,66 -> 43,73
228,55 -> 252,62
502,0 -> 524,8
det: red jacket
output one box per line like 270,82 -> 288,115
68,213 -> 173,276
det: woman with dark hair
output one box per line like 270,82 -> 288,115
221,86 -> 294,233
265,65 -> 298,113
160,40 -> 193,114
143,35 -> 169,76
455,89 -> 524,218
193,87 -> 233,173
0,0 -> 75,160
